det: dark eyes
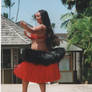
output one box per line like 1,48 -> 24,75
34,14 -> 40,19
36,15 -> 40,17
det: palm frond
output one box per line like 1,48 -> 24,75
61,0 -> 75,9
60,19 -> 70,28
60,12 -> 74,20
11,2 -> 15,7
61,0 -> 68,5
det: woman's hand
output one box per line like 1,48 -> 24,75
20,21 -> 27,29
20,21 -> 32,32
24,31 -> 27,36
24,30 -> 31,39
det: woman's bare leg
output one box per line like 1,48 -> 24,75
38,83 -> 46,92
22,80 -> 29,92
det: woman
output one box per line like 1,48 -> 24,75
14,10 -> 65,92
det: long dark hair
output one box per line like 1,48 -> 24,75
38,10 -> 60,50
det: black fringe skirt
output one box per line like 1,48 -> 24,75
21,47 -> 65,66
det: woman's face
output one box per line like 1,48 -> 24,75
34,12 -> 42,24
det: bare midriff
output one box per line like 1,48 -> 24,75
31,39 -> 48,51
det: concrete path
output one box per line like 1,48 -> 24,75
1,83 -> 92,92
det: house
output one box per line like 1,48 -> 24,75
1,16 -> 31,84
57,40 -> 83,83
1,16 -> 83,84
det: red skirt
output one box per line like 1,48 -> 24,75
13,61 -> 61,83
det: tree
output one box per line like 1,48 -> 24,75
61,1 -> 92,82
61,0 -> 91,14
15,0 -> 20,22
4,0 -> 15,19
61,0 -> 92,64
2,12 -> 8,18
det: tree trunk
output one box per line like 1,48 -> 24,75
9,6 -> 11,19
15,0 -> 20,22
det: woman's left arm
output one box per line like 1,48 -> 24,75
20,21 -> 46,33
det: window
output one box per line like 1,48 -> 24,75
1,49 -> 11,68
59,54 -> 72,71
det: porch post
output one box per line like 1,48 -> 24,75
1,49 -> 4,83
11,48 -> 14,83
79,52 -> 83,83
11,48 -> 13,68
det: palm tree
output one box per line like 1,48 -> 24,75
15,0 -> 20,22
60,0 -> 75,9
2,12 -> 8,18
61,0 -> 92,82
4,0 -> 15,19
61,0 -> 91,14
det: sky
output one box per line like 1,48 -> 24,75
1,0 -> 74,33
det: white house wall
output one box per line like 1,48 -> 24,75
76,52 -> 81,81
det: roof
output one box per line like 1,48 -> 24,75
56,40 -> 82,51
56,33 -> 67,40
1,16 -> 31,45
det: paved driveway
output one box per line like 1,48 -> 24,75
1,83 -> 92,92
